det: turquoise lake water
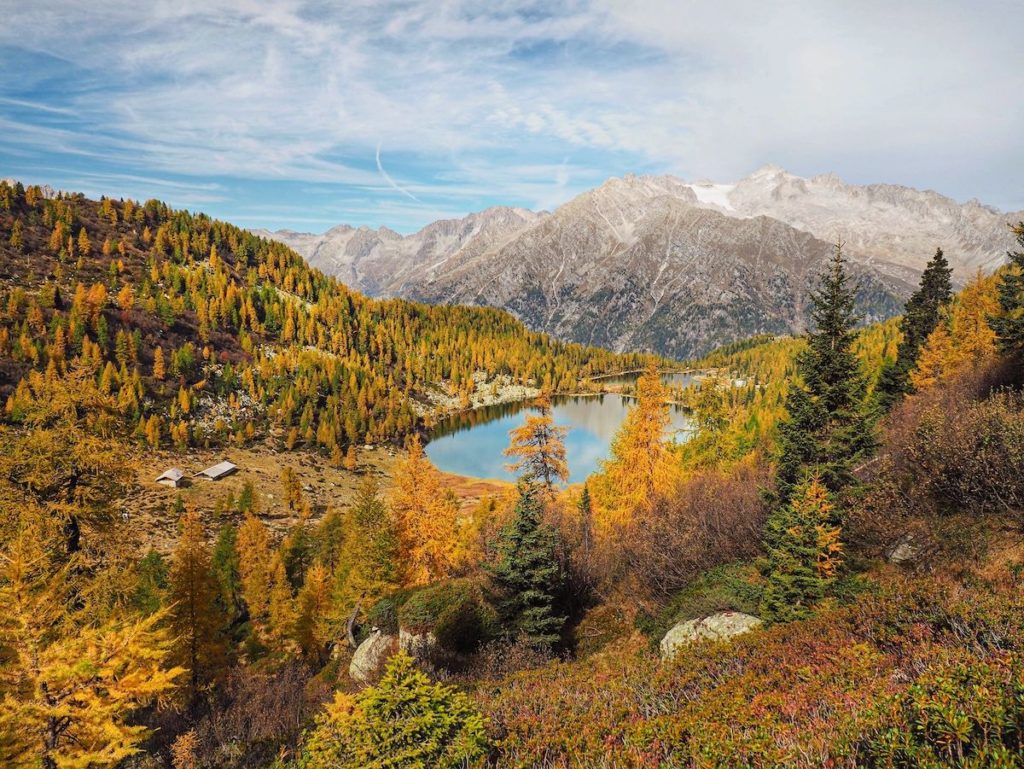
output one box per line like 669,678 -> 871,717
425,393 -> 693,484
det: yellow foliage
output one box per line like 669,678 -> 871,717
910,272 -> 1000,391
236,511 -> 272,636
391,437 -> 459,585
504,393 -> 568,493
0,520 -> 183,768
591,365 -> 678,536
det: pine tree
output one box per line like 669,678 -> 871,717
168,510 -> 226,697
487,484 -> 566,650
8,219 -> 24,251
236,511 -> 272,637
909,321 -> 956,391
268,552 -> 296,650
152,346 -> 166,380
211,524 -> 243,621
577,484 -> 594,557
131,549 -> 168,615
294,562 -> 332,662
0,518 -> 183,769
343,444 -> 358,471
876,247 -> 953,408
775,243 -> 875,503
910,272 -> 1000,390
504,393 -> 569,493
989,224 -> 1024,355
333,478 -> 401,613
77,227 -> 91,257
758,476 -> 841,623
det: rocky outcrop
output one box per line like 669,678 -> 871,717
349,630 -> 397,684
660,612 -> 763,660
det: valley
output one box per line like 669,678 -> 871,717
1,179 -> 1022,769
3,5 -> 1023,768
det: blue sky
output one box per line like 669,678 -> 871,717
1,1 -> 1022,233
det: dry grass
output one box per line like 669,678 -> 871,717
121,443 -> 512,551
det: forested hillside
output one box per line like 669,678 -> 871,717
0,180 -> 651,455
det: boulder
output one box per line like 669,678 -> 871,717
399,627 -> 438,661
349,630 -> 397,684
660,611 -> 763,659
886,535 -> 921,565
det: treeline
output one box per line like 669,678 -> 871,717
0,180 -> 653,455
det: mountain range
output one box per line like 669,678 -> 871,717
256,166 -> 1023,358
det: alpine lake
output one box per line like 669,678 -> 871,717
424,372 -> 697,484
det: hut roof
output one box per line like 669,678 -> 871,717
155,468 -> 185,482
195,460 -> 238,480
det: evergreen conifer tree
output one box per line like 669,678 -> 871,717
989,224 -> 1024,355
876,247 -> 953,408
299,652 -> 488,769
211,524 -> 243,621
775,243 -> 875,503
487,484 -> 566,649
759,476 -> 841,623
333,478 -> 401,616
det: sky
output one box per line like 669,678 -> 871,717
1,0 -> 1022,233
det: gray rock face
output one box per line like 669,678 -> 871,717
349,630 -> 397,684
660,612 -> 763,659
257,167 -> 1020,358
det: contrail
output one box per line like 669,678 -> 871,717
375,142 -> 420,202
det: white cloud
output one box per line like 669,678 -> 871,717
1,0 -> 1021,226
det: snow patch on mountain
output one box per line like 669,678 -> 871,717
685,182 -> 736,212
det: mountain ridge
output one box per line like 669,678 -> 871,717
255,166 -> 1023,358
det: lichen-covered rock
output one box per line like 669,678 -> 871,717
349,630 -> 397,684
399,627 -> 438,661
660,612 -> 763,659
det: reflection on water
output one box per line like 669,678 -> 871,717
592,370 -> 696,387
426,394 -> 693,484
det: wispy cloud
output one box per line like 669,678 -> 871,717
1,0 -> 1021,231
375,143 -> 420,202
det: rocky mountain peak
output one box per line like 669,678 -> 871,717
257,168 -> 1020,357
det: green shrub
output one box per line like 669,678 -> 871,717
859,652 -> 1024,767
299,652 -> 489,769
397,579 -> 497,655
638,562 -> 764,641
366,589 -> 414,636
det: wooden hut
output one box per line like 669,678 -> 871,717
155,468 -> 185,488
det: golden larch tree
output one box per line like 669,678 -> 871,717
294,561 -> 332,662
168,510 -> 226,698
504,393 -> 569,494
390,437 -> 459,586
592,364 -> 678,535
268,551 -> 297,651
236,511 -> 272,638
